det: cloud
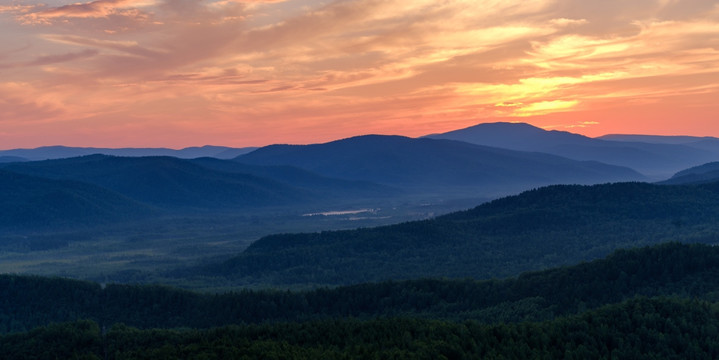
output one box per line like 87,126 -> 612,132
0,49 -> 99,69
1,0 -> 719,146
17,0 -> 156,24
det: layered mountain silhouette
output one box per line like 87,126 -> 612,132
0,145 -> 257,161
426,122 -> 718,178
236,135 -> 644,194
2,155 -> 311,209
2,155 -> 394,210
0,170 -> 153,230
207,181 -> 719,286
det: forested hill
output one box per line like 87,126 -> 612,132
4,243 -> 719,333
0,170 -> 153,230
4,297 -> 719,359
659,161 -> 719,185
210,181 -> 719,286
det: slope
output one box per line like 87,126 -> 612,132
210,181 -> 719,286
236,135 -> 644,194
426,122 -> 716,178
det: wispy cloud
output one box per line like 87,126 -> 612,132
1,0 -> 718,147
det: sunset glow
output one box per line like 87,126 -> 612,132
1,0 -> 718,148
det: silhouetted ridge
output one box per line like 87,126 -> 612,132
237,135 -> 643,192
427,121 -> 718,178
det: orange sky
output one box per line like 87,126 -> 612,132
1,0 -> 718,149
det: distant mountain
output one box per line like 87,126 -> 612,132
658,161 -> 719,185
207,181 -> 719,286
236,135 -> 644,195
0,145 -> 257,161
426,122 -> 718,178
0,169 -> 153,231
597,134 -> 718,144
189,157 -> 394,198
599,134 -> 719,160
0,156 -> 26,163
2,155 -> 310,209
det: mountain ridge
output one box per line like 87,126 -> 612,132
0,145 -> 258,161
426,122 -> 719,178
236,134 -> 644,195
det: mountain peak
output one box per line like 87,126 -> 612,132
424,121 -> 589,151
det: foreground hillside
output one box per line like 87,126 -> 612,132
208,181 -> 719,286
4,297 -> 718,360
3,243 -> 719,358
1,243 -> 718,332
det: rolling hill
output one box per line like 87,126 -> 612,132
0,169 -> 153,231
188,157 -> 394,199
658,161 -> 719,185
426,122 -> 717,178
205,181 -> 719,287
2,242 -> 719,330
235,135 -> 644,195
2,155 -> 312,209
0,145 -> 257,161
0,156 -> 26,163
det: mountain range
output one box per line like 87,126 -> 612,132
235,134 -> 644,194
426,122 -> 719,178
0,145 -> 257,161
2,121 -> 717,233
0,155 -> 393,215
0,169 -> 153,230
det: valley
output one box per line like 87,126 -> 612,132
3,122 -> 719,357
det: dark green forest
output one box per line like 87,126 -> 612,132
4,243 -> 719,358
208,181 -> 719,286
2,297 -> 718,359
5,242 -> 719,333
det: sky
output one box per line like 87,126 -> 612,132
1,0 -> 718,149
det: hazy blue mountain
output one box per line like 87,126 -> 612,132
597,134 -> 718,144
189,157 -> 395,198
207,181 -> 719,286
426,122 -> 717,178
0,169 -> 153,230
658,161 -> 719,185
599,134 -> 719,161
0,145 -> 257,161
2,155 -> 311,209
0,156 -> 26,163
235,135 -> 644,195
